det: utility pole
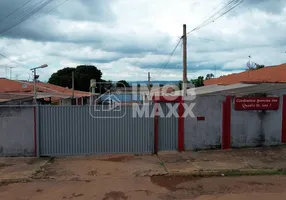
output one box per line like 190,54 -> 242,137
33,69 -> 37,104
148,72 -> 151,92
182,24 -> 187,96
214,65 -> 217,78
72,71 -> 74,102
8,67 -> 14,80
5,66 -> 7,78
30,64 -> 48,104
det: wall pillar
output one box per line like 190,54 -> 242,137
178,97 -> 184,152
222,96 -> 231,149
282,95 -> 286,143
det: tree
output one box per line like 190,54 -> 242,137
254,63 -> 265,70
191,76 -> 204,87
246,62 -> 265,71
205,73 -> 214,80
48,65 -> 103,92
116,80 -> 130,87
177,80 -> 190,90
48,67 -> 75,88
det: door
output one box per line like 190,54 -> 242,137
158,103 -> 178,151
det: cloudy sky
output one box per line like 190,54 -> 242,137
0,0 -> 285,82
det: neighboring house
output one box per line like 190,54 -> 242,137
101,85 -> 176,105
204,63 -> 286,86
98,87 -> 143,104
0,78 -> 90,105
0,93 -> 34,105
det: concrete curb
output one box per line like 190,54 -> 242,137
155,154 -> 170,174
162,168 -> 286,177
0,178 -> 32,186
30,157 -> 54,179
0,157 -> 53,185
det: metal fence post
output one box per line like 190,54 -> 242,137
36,104 -> 40,157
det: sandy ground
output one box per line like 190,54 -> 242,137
158,147 -> 286,173
1,175 -> 286,199
2,148 -> 286,199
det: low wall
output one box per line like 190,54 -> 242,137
0,106 -> 34,156
231,95 -> 282,147
184,95 -> 224,150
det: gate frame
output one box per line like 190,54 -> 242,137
152,96 -> 184,154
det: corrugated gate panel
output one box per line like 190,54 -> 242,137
158,103 -> 178,151
39,105 -> 153,156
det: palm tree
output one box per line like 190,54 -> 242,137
205,73 -> 214,80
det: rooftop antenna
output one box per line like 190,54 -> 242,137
246,55 -> 255,70
214,65 -> 217,78
8,66 -> 16,80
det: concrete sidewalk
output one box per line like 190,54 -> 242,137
0,157 -> 49,183
1,146 -> 286,183
157,146 -> 286,176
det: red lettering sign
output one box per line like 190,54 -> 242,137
234,97 -> 279,110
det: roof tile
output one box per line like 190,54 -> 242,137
204,63 -> 286,86
0,78 -> 90,97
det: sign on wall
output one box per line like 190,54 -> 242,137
234,97 -> 280,110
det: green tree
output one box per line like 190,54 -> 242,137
48,65 -> 103,92
254,63 -> 265,70
48,67 -> 75,88
205,73 -> 214,80
177,80 -> 190,90
246,62 -> 265,71
191,76 -> 204,87
116,80 -> 130,87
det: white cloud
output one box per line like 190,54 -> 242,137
0,0 -> 286,82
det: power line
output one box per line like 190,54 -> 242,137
42,0 -> 70,15
19,0 -> 70,25
198,0 -> 244,31
190,36 -> 225,42
0,53 -> 29,69
0,0 -> 54,35
153,38 -> 182,80
187,0 -> 240,34
0,0 -> 33,24
197,0 -> 239,28
187,0 -> 244,35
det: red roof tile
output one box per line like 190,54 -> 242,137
204,63 -> 286,86
0,78 -> 90,97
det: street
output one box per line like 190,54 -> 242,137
1,175 -> 286,199
1,151 -> 286,199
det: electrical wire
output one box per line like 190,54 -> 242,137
0,0 -> 33,24
195,0 -> 238,29
191,36 -> 225,42
21,0 -> 70,24
0,0 -> 54,35
0,53 -> 30,69
152,38 -> 182,80
1,0 -> 71,36
41,0 -> 69,15
187,0 -> 244,35
196,0 -> 244,32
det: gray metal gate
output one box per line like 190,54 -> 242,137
158,103 -> 178,151
38,105 -> 154,156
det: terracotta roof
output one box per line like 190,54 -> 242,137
204,63 -> 286,86
0,93 -> 33,103
0,78 -> 90,97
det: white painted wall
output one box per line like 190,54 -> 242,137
0,107 -> 34,156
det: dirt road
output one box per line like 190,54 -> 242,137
1,175 -> 286,199
1,153 -> 286,199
